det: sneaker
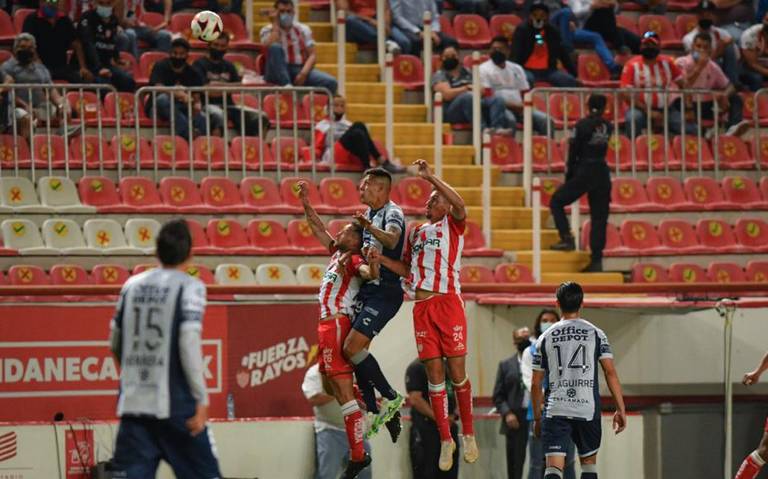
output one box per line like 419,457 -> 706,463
384,410 -> 402,443
342,452 -> 372,479
363,411 -> 379,440
462,434 -> 479,464
550,237 -> 575,251
385,40 -> 401,55
725,120 -> 750,138
438,439 -> 456,471
493,128 -> 515,137
581,260 -> 603,273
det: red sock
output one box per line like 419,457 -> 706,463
341,400 -> 365,462
453,377 -> 475,436
428,382 -> 452,442
736,451 -> 765,479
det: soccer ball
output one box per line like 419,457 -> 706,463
190,10 -> 223,42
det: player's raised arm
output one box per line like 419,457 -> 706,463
600,357 -> 627,434
743,350 -> 768,385
353,212 -> 403,251
414,159 -> 466,221
373,249 -> 409,279
298,181 -> 334,250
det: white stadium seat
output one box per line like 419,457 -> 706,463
0,177 -> 52,212
296,263 -> 325,285
83,219 -> 143,255
38,176 -> 96,213
1,219 -> 58,254
255,263 -> 297,286
215,263 -> 256,285
124,218 -> 161,254
41,219 -> 98,255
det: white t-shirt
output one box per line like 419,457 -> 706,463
301,364 -> 345,433
741,24 -> 768,67
479,59 -> 529,106
683,26 -> 732,52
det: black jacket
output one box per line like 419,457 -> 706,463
492,354 -> 528,434
566,113 -> 612,179
510,22 -> 576,76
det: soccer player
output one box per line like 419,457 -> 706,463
531,282 -> 627,479
374,159 -> 479,472
346,168 -> 407,440
109,219 -> 221,479
299,181 -> 379,479
734,352 -> 768,478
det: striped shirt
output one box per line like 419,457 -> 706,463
403,214 -> 465,295
318,248 -> 363,319
260,22 -> 315,65
620,55 -> 682,109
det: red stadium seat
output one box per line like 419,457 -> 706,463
453,14 -> 492,48
393,55 -> 424,90
0,50 -> 9,66
762,177 -> 768,201
139,11 -> 164,27
489,14 -> 522,39
722,176 -> 764,209
683,176 -> 736,210
611,178 -> 654,212
638,15 -> 681,48
539,177 -> 562,207
152,135 -> 189,169
674,14 -> 698,38
460,265 -> 495,284
50,264 -> 91,285
707,262 -> 746,283
0,135 -> 30,168
92,264 -> 130,285
200,176 -> 257,212
531,136 -> 564,172
319,177 -> 364,214
110,134 -> 155,169
119,176 -> 175,213
696,219 -> 743,253
31,134 -> 67,168
137,51 -> 169,84
546,93 -> 581,129
8,265 -> 49,285
439,14 -> 455,37
605,135 -> 634,171
397,177 -> 432,215
597,93 -> 628,127
185,218 -> 222,255
746,261 -> 768,282
581,220 -> 626,256
646,176 -> 692,211
717,135 -> 754,169
279,177 -> 333,214
192,137 -> 226,169
231,93 -> 260,110
616,15 -> 639,36
13,8 -> 33,34
104,92 -> 150,126
464,220 -> 504,257
673,136 -> 714,170
271,137 -> 310,167
240,177 -> 301,214
247,219 -> 302,255
119,51 -> 139,78
742,93 -> 768,127
263,93 -> 308,128
78,176 -> 132,213
490,135 -> 522,172
631,263 -> 669,283
657,219 -> 706,254
220,13 -> 258,49
0,10 -> 15,43
636,135 -> 678,171
578,53 -> 618,87
301,93 -> 330,123
131,264 -> 157,275
70,135 -> 115,168
620,220 -> 665,253
159,177 -> 215,213
494,263 -> 534,283
169,13 -> 206,48
668,263 -> 708,283
224,53 -> 256,73
206,219 -> 259,254
734,218 -> 768,253
66,91 -> 103,126
231,136 -> 275,170
668,0 -> 699,10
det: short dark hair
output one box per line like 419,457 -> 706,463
364,167 -> 392,185
349,223 -> 363,247
530,1 -> 549,13
156,219 -> 192,266
556,281 -> 584,313
534,308 -> 559,336
694,31 -> 713,45
491,35 -> 509,47
274,0 -> 293,6
171,37 -> 190,51
588,94 -> 607,115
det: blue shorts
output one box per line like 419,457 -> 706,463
352,286 -> 404,339
542,416 -> 602,459
112,415 -> 221,479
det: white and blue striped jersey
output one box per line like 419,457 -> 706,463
361,201 -> 405,292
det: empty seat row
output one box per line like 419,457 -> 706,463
0,176 -> 93,213
460,263 -> 534,284
631,261 -> 768,284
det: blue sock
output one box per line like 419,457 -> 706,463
351,351 -> 397,401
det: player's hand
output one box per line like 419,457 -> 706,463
336,251 -> 352,274
365,246 -> 380,265
186,404 -> 208,436
297,180 -> 311,205
353,212 -> 372,230
613,409 -> 626,434
98,68 -> 112,78
743,370 -> 762,386
533,418 -> 542,438
413,159 -> 433,181
505,412 -> 520,430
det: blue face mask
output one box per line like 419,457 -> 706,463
540,321 -> 555,333
279,12 -> 294,28
96,5 -> 113,18
42,5 -> 58,17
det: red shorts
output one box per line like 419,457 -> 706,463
317,315 -> 353,377
413,293 -> 468,361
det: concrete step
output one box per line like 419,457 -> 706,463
437,165 -> 501,187
347,104 -> 426,123
515,251 -> 592,273
492,229 -> 560,251
315,42 -> 357,63
316,64 -> 380,82
344,82 -> 404,104
541,272 -> 624,284
456,186 -> 524,207
467,207 -> 548,230
394,145 -> 475,165
253,22 -> 333,41
368,122 -> 448,146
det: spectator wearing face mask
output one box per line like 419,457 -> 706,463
739,11 -> 768,92
77,0 -> 136,91
682,2 -> 739,86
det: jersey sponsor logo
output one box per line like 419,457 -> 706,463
411,237 -> 441,255
237,336 -> 318,388
549,326 -> 592,343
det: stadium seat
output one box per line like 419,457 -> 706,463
66,91 -> 103,125
531,137 -> 564,172
8,265 -> 49,286
83,219 -> 144,254
683,177 -> 736,210
0,49 -> 8,65
256,263 -> 298,286
534,93 -> 580,129
619,220 -> 666,254
152,135 -> 189,169
453,14 -> 492,48
271,137 -> 310,167
439,13 -> 456,37
746,261 -> 768,282
220,13 -> 259,49
111,134 -> 155,169
722,176 -> 764,209
92,264 -> 130,285
1,219 -> 56,254
490,135 -> 522,172
672,136 -> 714,170
184,264 -> 215,285
489,14 -> 522,39
231,93 -> 261,110
605,135 -> 633,171
761,177 -> 768,202
206,219 -> 260,254
717,135 -> 754,169
200,176 -> 257,213
392,55 -> 425,89
50,265 -> 91,285
707,262 -> 746,283
159,177 -> 215,213
215,263 -> 256,285
695,219 -> 743,253
742,93 -> 768,127
192,136 -> 226,169
734,218 -> 768,253
494,263 -> 534,283
319,177 -> 364,214
263,93 -> 308,128
668,263 -> 709,283
460,265 -> 495,284
12,8 -> 33,34
657,219 -> 706,254
41,218 -> 98,255
119,176 -> 174,213
124,218 -> 161,253
279,177 -> 333,214
581,220 -> 625,255
674,14 -> 698,38
231,136 -> 276,170
611,178 -> 654,212
301,93 -> 330,123
296,264 -> 325,285
70,135 -> 116,168
464,220 -> 504,256
577,53 -> 618,87
0,177 -> 51,212
645,176 -> 693,211
137,51 -> 169,84
225,53 -> 256,73
538,177 -> 562,207
185,218 -> 222,255
287,219 -> 328,254
631,263 -> 669,283
78,176 -> 131,213
595,93 -> 628,127
131,264 -> 157,275
0,135 -> 31,168
397,177 -> 432,215
31,134 -> 67,168
636,135 -> 678,171
247,219 -> 303,255
616,15 -> 639,36
169,13 -> 206,48
38,176 -> 95,213
240,177 -> 301,214
638,15 -> 682,48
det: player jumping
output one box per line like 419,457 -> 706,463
531,282 -> 627,479
109,219 -> 221,479
299,181 -> 379,479
374,160 -> 479,472
734,351 -> 768,478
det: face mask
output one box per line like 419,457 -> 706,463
170,57 -> 186,69
16,49 -> 33,65
96,5 -> 112,18
540,321 -> 555,333
641,47 -> 659,60
333,112 -> 344,121
209,49 -> 224,61
532,19 -> 545,29
516,339 -> 532,353
442,57 -> 459,71
279,12 -> 294,28
490,50 -> 506,66
42,5 -> 58,17
698,19 -> 713,30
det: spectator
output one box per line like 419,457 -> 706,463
77,0 -> 136,92
493,327 -> 532,479
510,2 -> 579,87
709,0 -> 754,41
115,0 -> 172,60
336,0 -> 410,54
683,2 -> 739,85
479,36 -> 552,136
582,0 -> 640,55
676,32 -> 748,137
405,358 -> 460,479
314,95 -> 404,173
192,33 -> 265,137
433,45 -> 512,133
260,0 -> 338,94
391,0 -> 458,55
23,0 -> 90,83
301,363 -> 372,479
739,12 -> 768,91
146,38 -> 222,139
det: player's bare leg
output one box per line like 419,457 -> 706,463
735,430 -> 768,479
579,453 -> 598,479
446,355 -> 479,464
544,453 -> 567,479
327,374 -> 371,479
424,358 -> 458,471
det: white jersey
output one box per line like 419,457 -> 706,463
259,22 -> 315,65
361,201 -> 405,292
111,268 -> 206,419
403,214 -> 465,295
318,248 -> 363,319
532,318 -> 613,421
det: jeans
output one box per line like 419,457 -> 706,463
719,43 -> 739,87
504,104 -> 553,136
118,26 -> 172,60
345,14 -> 412,53
314,428 -> 371,479
740,64 -> 765,92
204,103 -> 266,136
551,8 -> 618,71
92,65 -> 135,92
146,93 -> 210,140
624,104 -> 694,138
444,91 -> 511,130
525,69 -> 580,88
390,27 -> 458,55
527,421 -> 576,479
264,43 -> 338,94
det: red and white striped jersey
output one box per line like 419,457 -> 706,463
620,55 -> 682,109
318,249 -> 364,319
403,214 -> 465,295
259,22 -> 315,65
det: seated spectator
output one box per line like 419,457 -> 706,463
676,32 -> 748,137
260,0 -> 338,94
116,0 -> 172,60
78,0 -> 136,92
551,0 -> 622,76
683,2 -> 739,86
511,2 -> 579,87
480,36 -> 552,136
621,32 -> 692,138
23,0 -> 90,83
433,45 -> 512,133
315,95 -> 404,173
146,38 -> 222,139
739,12 -> 768,91
336,0 -> 409,54
192,33 -> 265,137
709,0 -> 754,41
391,0 -> 458,55
583,0 -> 640,55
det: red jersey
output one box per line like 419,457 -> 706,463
403,214 -> 465,295
620,55 -> 682,109
318,248 -> 364,319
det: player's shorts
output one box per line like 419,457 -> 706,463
318,314 -> 354,377
352,286 -> 404,339
542,416 -> 602,459
111,415 -> 221,479
413,293 -> 467,361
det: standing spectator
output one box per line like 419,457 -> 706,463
301,363 -> 372,479
78,0 -> 136,91
405,358 -> 460,479
493,327 -> 532,479
146,38 -> 221,139
433,45 -> 512,133
510,2 -> 579,87
115,0 -> 172,60
583,0 -> 640,55
336,0 -> 409,54
683,2 -> 739,85
676,32 -> 748,137
480,36 -> 552,136
391,0 -> 457,55
23,0 -> 90,83
260,0 -> 338,94
739,12 -> 768,92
